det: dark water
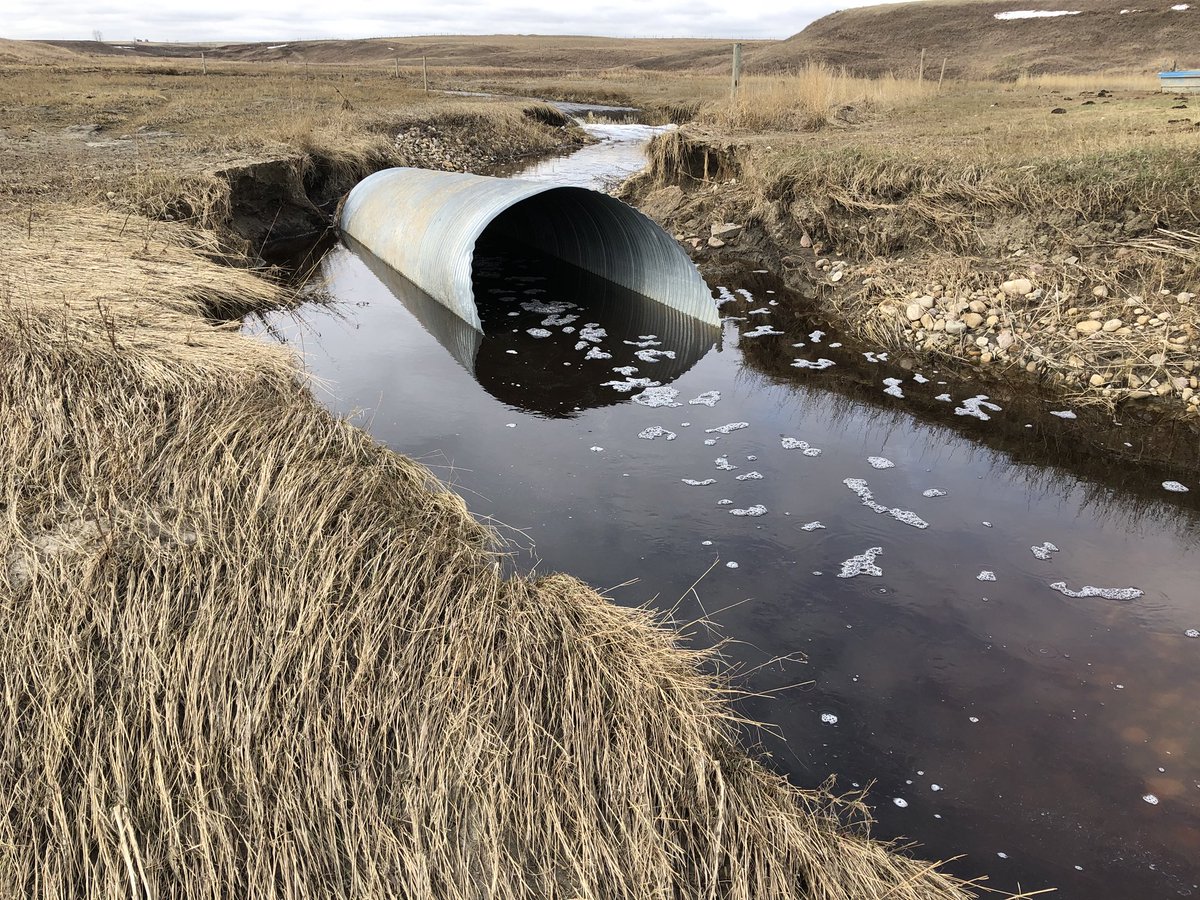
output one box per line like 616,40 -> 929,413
248,134 -> 1200,898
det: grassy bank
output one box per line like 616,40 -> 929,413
0,57 -> 993,896
628,68 -> 1200,428
0,60 -> 583,245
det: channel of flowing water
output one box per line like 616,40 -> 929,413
247,121 -> 1200,899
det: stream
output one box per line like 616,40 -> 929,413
248,118 -> 1200,898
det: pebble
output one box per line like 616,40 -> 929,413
1163,481 -> 1190,492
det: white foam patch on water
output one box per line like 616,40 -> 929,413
721,316 -> 748,324
689,391 -> 721,407
935,393 -> 952,402
717,498 -> 733,505
809,330 -> 825,342
706,422 -> 749,435
913,373 -> 929,383
562,326 -> 575,334
1143,793 -> 1159,805
743,325 -> 784,338
603,377 -> 660,393
792,358 -> 836,370
781,437 -> 822,456
1050,582 -> 1144,600
1185,629 -> 1199,638
704,438 -> 718,446
714,286 -> 736,306
922,488 -> 947,498
868,456 -> 895,469
844,479 -> 928,527
633,386 -> 682,408
541,314 -> 577,327
730,505 -> 768,517
726,560 -> 739,568
584,347 -> 612,360
578,324 -> 607,343
801,521 -> 825,531
735,289 -> 754,301
838,546 -> 883,578
931,784 -> 942,792
682,478 -> 717,486
792,341 -> 806,348
883,378 -> 905,398
890,509 -> 929,528
735,471 -> 763,481
1050,410 -> 1078,419
1163,481 -> 1190,493
624,338 -> 661,348
505,423 -> 517,428
635,348 -> 677,363
977,571 -> 996,582
612,365 -> 639,376
590,446 -> 603,452
638,426 -> 677,441
521,300 -> 575,315
526,328 -> 552,338
748,307 -> 771,315
1031,542 -> 1060,560
863,351 -> 883,363
821,712 -> 839,724
955,395 -> 1002,421
714,456 -> 738,471
506,349 -> 518,354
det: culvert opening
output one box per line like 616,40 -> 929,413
473,186 -> 712,324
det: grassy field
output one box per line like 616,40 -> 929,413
628,63 -> 1200,421
0,49 -> 1004,900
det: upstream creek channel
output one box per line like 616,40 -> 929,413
249,112 -> 1200,898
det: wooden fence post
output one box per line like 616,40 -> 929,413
938,57 -> 947,91
730,42 -> 743,102
423,56 -> 429,92
918,48 -> 926,85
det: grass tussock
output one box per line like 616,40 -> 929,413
0,207 -> 988,898
705,64 -> 933,133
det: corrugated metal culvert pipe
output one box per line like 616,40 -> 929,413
339,167 -> 719,329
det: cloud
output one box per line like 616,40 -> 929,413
2,0 -> 883,42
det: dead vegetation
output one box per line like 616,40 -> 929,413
0,62 -> 576,245
632,73 -> 1200,422
0,200 -> 1000,896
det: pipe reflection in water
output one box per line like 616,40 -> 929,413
343,234 -> 718,418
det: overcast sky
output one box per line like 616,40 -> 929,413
5,0 -> 893,42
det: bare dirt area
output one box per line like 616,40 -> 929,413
620,75 -> 1200,456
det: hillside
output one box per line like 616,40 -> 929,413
749,0 -> 1196,78
31,35 -> 767,72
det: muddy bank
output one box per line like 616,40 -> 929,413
622,130 -> 1200,460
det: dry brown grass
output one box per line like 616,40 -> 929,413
0,62 -> 573,247
706,65 -> 935,133
0,202 -> 997,897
